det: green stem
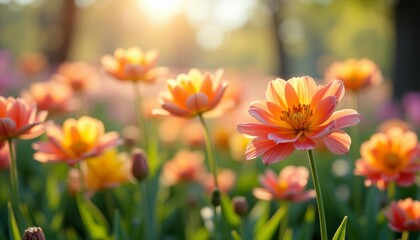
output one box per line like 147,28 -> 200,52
349,91 -> 363,215
141,182 -> 152,239
386,181 -> 396,204
400,231 -> 409,240
7,139 -> 19,205
279,201 -> 290,240
7,139 -> 22,229
198,113 -> 219,189
307,150 -> 328,240
132,82 -> 148,150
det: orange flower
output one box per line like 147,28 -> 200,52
21,79 -> 78,114
201,169 -> 236,193
57,61 -> 97,93
0,96 -> 48,147
354,127 -> 420,190
101,47 -> 164,83
153,69 -> 228,117
253,166 -> 315,202
237,76 -> 361,165
161,149 -> 206,186
81,148 -> 133,196
33,116 -> 120,165
384,198 -> 420,232
324,58 -> 382,92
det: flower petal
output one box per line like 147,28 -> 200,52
323,130 -> 351,154
265,79 -> 288,109
237,123 -> 280,138
186,93 -> 209,112
261,143 -> 295,165
328,109 -> 361,129
310,96 -> 337,126
288,76 -> 317,104
293,135 -> 316,150
244,139 -> 276,160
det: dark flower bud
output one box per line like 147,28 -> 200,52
211,188 -> 221,207
131,148 -> 149,181
232,196 -> 248,216
23,226 -> 46,240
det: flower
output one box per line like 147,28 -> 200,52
81,148 -> 133,195
354,127 -> 420,190
0,96 -> 48,147
384,198 -> 420,232
19,52 -> 47,76
153,68 -> 228,118
23,226 -> 46,240
21,79 -> 78,114
324,58 -> 382,92
131,148 -> 149,181
33,116 -> 120,165
237,76 -> 361,165
161,149 -> 206,186
201,169 -> 236,193
57,61 -> 97,93
253,166 -> 315,202
402,91 -> 420,128
101,47 -> 164,83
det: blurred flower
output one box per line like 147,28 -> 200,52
354,127 -> 420,190
131,148 -> 149,181
0,142 -> 10,171
232,196 -> 248,216
0,96 -> 48,147
153,68 -> 228,118
377,119 -> 412,133
81,148 -> 133,195
253,166 -> 315,202
161,149 -> 206,186
402,91 -> 420,128
33,116 -> 120,165
23,226 -> 46,240
237,76 -> 361,165
57,61 -> 97,93
21,79 -> 79,114
384,198 -> 420,232
324,58 -> 382,92
201,169 -> 236,193
19,52 -> 47,77
101,47 -> 164,83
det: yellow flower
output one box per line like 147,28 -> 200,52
81,148 -> 133,195
33,116 -> 120,165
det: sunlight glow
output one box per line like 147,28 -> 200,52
138,0 -> 184,26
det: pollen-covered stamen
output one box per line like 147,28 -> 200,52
280,104 -> 313,130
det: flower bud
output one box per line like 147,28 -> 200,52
23,226 -> 45,240
211,188 -> 221,207
131,148 -> 149,181
232,196 -> 248,216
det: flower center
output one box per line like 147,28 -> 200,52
383,153 -> 401,170
280,104 -> 313,130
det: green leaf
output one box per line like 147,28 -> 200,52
76,195 -> 110,240
221,194 -> 241,228
255,205 -> 287,240
231,230 -> 242,240
250,201 -> 270,234
113,210 -> 129,240
297,205 -> 315,240
7,202 -> 21,240
332,216 -> 348,240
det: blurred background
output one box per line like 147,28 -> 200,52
0,0 -> 395,77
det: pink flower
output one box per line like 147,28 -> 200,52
161,149 -> 207,186
237,76 -> 361,165
384,198 -> 420,232
33,116 -> 120,165
0,96 -> 48,147
253,166 -> 315,202
354,127 -> 420,190
201,169 -> 236,193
